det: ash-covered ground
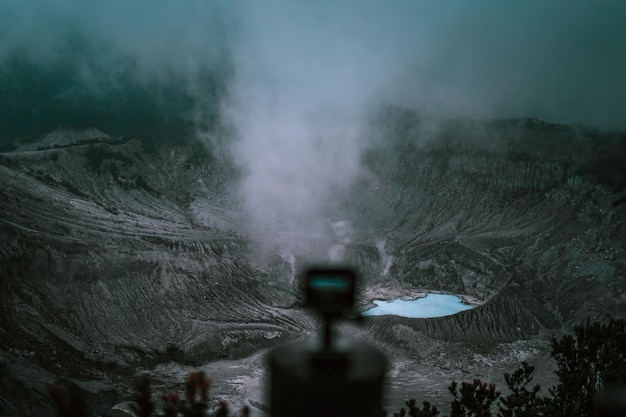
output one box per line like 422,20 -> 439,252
1,117 -> 625,415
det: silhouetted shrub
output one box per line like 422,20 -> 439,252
448,379 -> 500,417
395,319 -> 626,417
394,399 -> 440,417
498,362 -> 546,417
545,319 -> 626,417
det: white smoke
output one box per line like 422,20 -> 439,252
221,2 -> 391,252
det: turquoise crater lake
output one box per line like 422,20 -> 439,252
362,294 -> 472,318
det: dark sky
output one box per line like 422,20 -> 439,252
1,1 -> 625,130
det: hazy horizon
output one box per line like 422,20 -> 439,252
2,0 -> 625,257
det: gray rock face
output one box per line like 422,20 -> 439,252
0,119 -> 625,414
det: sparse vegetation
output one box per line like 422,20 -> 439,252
48,371 -> 246,417
43,320 -> 626,417
394,319 -> 626,417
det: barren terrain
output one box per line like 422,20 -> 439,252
1,117 -> 625,415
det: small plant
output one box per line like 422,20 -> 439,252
162,393 -> 180,417
394,399 -> 440,417
498,362 -> 545,417
448,379 -> 500,417
179,371 -> 211,417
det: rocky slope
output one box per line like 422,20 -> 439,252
1,117 -> 625,415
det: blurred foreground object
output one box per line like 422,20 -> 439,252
593,384 -> 626,417
47,382 -> 90,417
268,267 -> 386,417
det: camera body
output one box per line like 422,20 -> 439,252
268,266 -> 386,417
304,267 -> 356,316
268,338 -> 386,417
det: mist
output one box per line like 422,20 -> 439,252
0,0 -> 234,145
220,1 -> 626,257
2,0 -> 625,257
